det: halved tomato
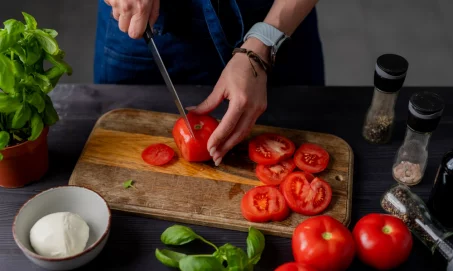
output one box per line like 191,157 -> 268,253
255,159 -> 296,185
280,172 -> 332,215
172,112 -> 219,162
248,133 -> 296,165
294,143 -> 330,173
142,143 -> 175,166
275,262 -> 318,271
241,185 -> 289,223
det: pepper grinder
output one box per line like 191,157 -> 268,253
362,54 -> 409,144
392,91 -> 445,186
381,184 -> 453,271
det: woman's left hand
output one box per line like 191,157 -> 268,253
189,38 -> 270,166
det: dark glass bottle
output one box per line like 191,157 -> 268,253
428,150 -> 453,229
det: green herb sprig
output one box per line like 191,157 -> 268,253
155,225 -> 265,271
0,12 -> 72,160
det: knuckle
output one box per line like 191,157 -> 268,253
121,2 -> 133,12
235,95 -> 248,109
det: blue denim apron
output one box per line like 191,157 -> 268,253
94,0 -> 325,86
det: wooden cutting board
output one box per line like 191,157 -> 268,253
69,109 -> 353,238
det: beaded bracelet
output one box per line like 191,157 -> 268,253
232,48 -> 271,77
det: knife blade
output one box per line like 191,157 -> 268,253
143,24 -> 195,138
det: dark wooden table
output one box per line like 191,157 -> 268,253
1,84 -> 452,271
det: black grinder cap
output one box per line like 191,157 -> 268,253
407,91 -> 445,133
374,54 -> 409,93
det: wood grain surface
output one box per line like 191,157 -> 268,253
69,108 -> 354,237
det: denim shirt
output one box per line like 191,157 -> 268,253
94,0 -> 324,86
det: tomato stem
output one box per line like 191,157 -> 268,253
382,225 -> 392,234
194,124 -> 202,130
322,232 -> 332,240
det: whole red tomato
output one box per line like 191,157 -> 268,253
172,112 -> 219,162
292,215 -> 355,271
275,262 -> 318,271
352,213 -> 413,270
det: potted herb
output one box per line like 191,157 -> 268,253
0,12 -> 72,188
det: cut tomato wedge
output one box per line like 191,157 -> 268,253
241,185 -> 290,223
141,143 -> 175,166
248,133 -> 296,165
256,159 -> 296,185
294,143 -> 330,173
280,172 -> 332,215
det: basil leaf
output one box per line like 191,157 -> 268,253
22,12 -> 37,30
246,227 -> 265,265
42,95 -> 58,125
28,110 -> 43,141
0,19 -> 24,53
24,40 -> 42,66
12,60 -> 24,79
155,249 -> 187,268
0,93 -> 21,113
179,255 -> 226,271
161,225 -> 200,246
0,131 -> 10,149
44,52 -> 72,75
4,18 -> 25,33
0,153 -> 3,160
11,104 -> 31,129
26,91 -> 45,113
32,72 -> 52,93
0,54 -> 16,94
216,244 -> 251,271
32,29 -> 59,55
43,28 -> 58,38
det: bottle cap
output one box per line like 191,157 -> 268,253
407,91 -> 444,133
374,54 -> 409,93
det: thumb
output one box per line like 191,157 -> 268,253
189,81 -> 224,114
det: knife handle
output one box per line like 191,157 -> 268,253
143,24 -> 154,44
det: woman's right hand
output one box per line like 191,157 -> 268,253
104,0 -> 159,39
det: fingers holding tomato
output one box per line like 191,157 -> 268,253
352,213 -> 413,270
172,112 -> 219,162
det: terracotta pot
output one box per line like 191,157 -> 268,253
0,127 -> 49,188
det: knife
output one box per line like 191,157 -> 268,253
143,24 -> 195,138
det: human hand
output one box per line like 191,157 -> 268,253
188,38 -> 270,166
104,0 -> 159,39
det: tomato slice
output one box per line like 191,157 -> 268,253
275,262 -> 319,271
240,185 -> 289,223
248,133 -> 296,165
255,159 -> 296,185
280,172 -> 332,215
141,143 -> 175,166
294,143 -> 330,173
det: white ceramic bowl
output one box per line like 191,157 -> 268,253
12,186 -> 111,270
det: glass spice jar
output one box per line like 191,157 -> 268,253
392,91 -> 445,186
362,54 -> 409,144
381,184 -> 453,271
